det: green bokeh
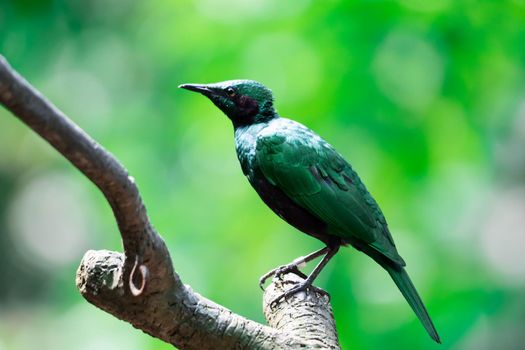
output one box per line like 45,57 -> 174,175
1,1 -> 525,349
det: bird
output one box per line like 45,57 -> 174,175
179,80 -> 441,343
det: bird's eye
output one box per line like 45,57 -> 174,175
225,87 -> 236,96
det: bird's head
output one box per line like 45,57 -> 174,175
179,80 -> 276,127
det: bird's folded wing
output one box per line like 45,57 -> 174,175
255,128 -> 405,266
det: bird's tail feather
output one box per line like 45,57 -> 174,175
383,263 -> 441,343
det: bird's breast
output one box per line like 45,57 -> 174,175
245,166 -> 336,244
234,125 -> 261,175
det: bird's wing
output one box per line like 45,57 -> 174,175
255,124 -> 405,266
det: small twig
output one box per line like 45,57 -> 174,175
129,256 -> 149,296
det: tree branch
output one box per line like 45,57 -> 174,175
0,55 -> 341,350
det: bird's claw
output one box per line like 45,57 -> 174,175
269,281 -> 330,308
259,264 -> 308,290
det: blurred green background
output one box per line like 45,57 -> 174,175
1,0 -> 525,349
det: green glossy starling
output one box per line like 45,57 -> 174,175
179,80 -> 440,343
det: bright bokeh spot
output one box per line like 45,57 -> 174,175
481,187 -> 525,283
373,29 -> 444,112
7,172 -> 93,269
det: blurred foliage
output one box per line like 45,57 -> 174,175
1,0 -> 525,349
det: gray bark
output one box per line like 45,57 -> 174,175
0,55 -> 341,350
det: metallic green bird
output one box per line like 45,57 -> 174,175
179,80 -> 441,343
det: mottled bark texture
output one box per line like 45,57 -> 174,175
0,55 -> 341,350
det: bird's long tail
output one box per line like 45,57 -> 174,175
382,262 -> 441,343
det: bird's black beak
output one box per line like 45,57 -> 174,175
178,83 -> 213,95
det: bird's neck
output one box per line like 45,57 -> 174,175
232,110 -> 278,129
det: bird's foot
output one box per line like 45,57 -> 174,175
259,264 -> 307,290
269,280 -> 329,308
